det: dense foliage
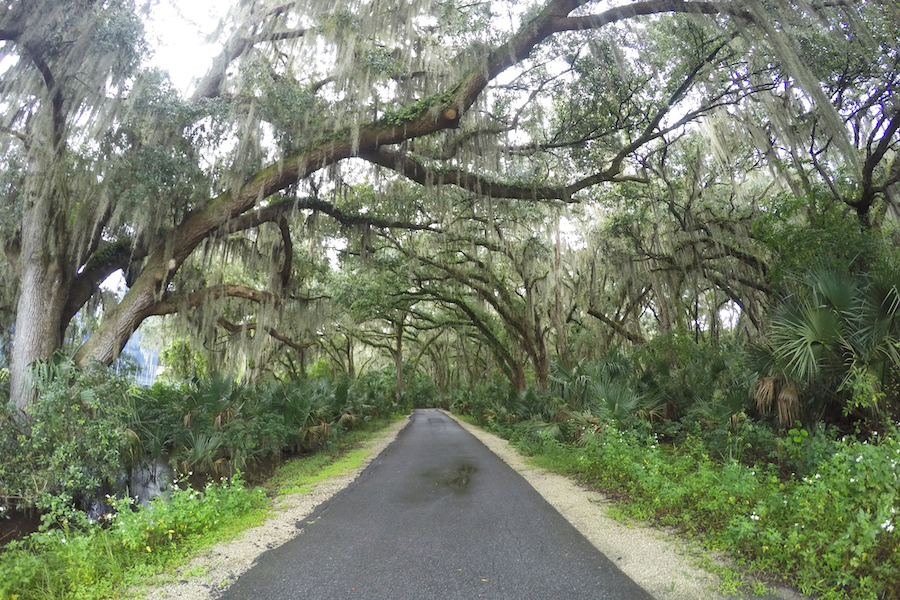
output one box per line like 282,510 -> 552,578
0,474 -> 268,600
0,364 -> 413,599
0,362 -> 416,511
1,0 -> 899,598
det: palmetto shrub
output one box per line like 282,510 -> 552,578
2,365 -> 411,513
134,373 -> 399,479
762,264 -> 900,428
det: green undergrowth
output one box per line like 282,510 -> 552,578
268,448 -> 370,495
0,417 -> 402,600
484,421 -> 900,600
266,415 -> 404,495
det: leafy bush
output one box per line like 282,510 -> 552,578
751,190 -> 883,292
129,372 -> 412,480
0,357 -> 136,511
760,265 -> 900,430
2,363 -> 412,516
631,333 -> 752,424
158,339 -> 207,381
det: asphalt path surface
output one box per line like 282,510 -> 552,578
219,409 -> 656,599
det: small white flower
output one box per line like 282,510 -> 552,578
815,473 -> 821,479
750,513 -> 760,521
881,520 -> 895,533
856,456 -> 863,463
850,478 -> 856,483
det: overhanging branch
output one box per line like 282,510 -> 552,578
217,317 -> 316,353
223,196 -> 442,234
142,284 -> 281,318
361,148 -> 646,202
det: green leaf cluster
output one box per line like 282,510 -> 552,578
0,357 -> 135,509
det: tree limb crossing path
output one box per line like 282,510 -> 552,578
220,409 -> 656,599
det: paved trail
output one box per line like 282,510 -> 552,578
219,408 -> 655,599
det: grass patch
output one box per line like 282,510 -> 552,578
268,449 -> 370,495
267,414 -> 406,496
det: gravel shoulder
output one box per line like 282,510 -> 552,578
136,412 -> 804,600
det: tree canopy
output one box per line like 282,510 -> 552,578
1,0 -> 898,420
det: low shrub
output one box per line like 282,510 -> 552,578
0,359 -> 135,511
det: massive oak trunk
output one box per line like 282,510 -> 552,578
8,147 -> 74,417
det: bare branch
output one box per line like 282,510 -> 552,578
856,107 -> 900,218
192,24 -> 309,100
222,196 -> 442,235
0,125 -> 30,149
63,239 -> 144,328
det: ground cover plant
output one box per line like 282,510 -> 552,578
0,473 -> 269,600
0,419 -> 403,600
452,355 -> 900,599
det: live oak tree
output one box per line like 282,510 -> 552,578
2,0 -> 898,417
1,0 -> 147,414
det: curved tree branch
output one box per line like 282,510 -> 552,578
217,316 -> 316,353
361,147 -> 646,202
141,284 -> 281,318
586,306 -> 646,344
62,239 -> 143,328
856,107 -> 900,220
222,195 -> 443,235
192,25 -> 310,100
